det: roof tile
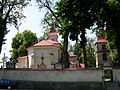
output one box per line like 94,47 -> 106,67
96,38 -> 108,44
33,40 -> 61,47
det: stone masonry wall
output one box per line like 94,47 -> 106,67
0,69 -> 120,82
0,69 -> 103,82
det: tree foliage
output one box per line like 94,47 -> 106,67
100,0 -> 120,65
36,0 -> 103,68
39,30 -> 49,41
11,30 -> 38,62
37,0 -> 120,67
69,38 -> 96,67
0,0 -> 31,53
36,0 -> 70,68
55,0 -> 104,67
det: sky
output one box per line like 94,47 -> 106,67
0,1 -> 45,60
0,1 -> 96,62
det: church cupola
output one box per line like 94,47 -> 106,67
97,27 -> 105,39
48,26 -> 58,42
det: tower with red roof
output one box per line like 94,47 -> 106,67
96,27 -> 112,68
48,26 -> 58,42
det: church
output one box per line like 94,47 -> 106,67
16,27 -> 77,68
16,27 -> 112,69
27,27 -> 62,68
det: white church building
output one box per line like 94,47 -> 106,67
16,27 -> 77,68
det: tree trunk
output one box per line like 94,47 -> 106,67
0,19 -> 6,54
80,29 -> 87,68
83,43 -> 87,68
0,30 -> 4,53
63,33 -> 69,68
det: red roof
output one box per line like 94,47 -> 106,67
69,61 -> 76,65
32,40 -> 61,47
69,54 -> 77,58
48,26 -> 58,36
80,63 -> 85,68
96,38 -> 108,44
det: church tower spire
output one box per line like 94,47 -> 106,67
48,26 -> 58,42
98,27 -> 105,39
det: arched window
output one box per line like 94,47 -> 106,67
102,44 -> 106,50
103,53 -> 107,61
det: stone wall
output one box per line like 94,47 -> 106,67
113,69 -> 120,81
0,69 -> 102,82
15,81 -> 103,90
0,69 -> 120,89
0,69 -> 120,82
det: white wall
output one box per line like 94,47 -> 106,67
113,69 -> 120,81
0,69 -> 102,82
28,46 -> 61,68
0,69 -> 120,82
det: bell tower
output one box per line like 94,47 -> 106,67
48,26 -> 58,42
96,27 -> 112,68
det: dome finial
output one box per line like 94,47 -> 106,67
50,25 -> 56,33
98,27 -> 104,39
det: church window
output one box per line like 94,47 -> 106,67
102,44 -> 106,50
49,52 -> 54,55
103,53 -> 107,61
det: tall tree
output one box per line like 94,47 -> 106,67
55,0 -> 104,67
36,0 -> 70,68
0,0 -> 31,53
100,0 -> 120,65
37,0 -> 120,67
11,30 -> 38,62
86,38 -> 96,67
37,0 -> 109,68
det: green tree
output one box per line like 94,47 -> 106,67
55,0 -> 104,67
37,0 -> 120,67
36,0 -> 107,68
86,38 -> 96,67
0,0 -> 31,53
100,0 -> 120,65
11,30 -> 38,62
36,0 -> 70,68
69,38 -> 96,67
39,30 -> 49,41
106,41 -> 118,66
